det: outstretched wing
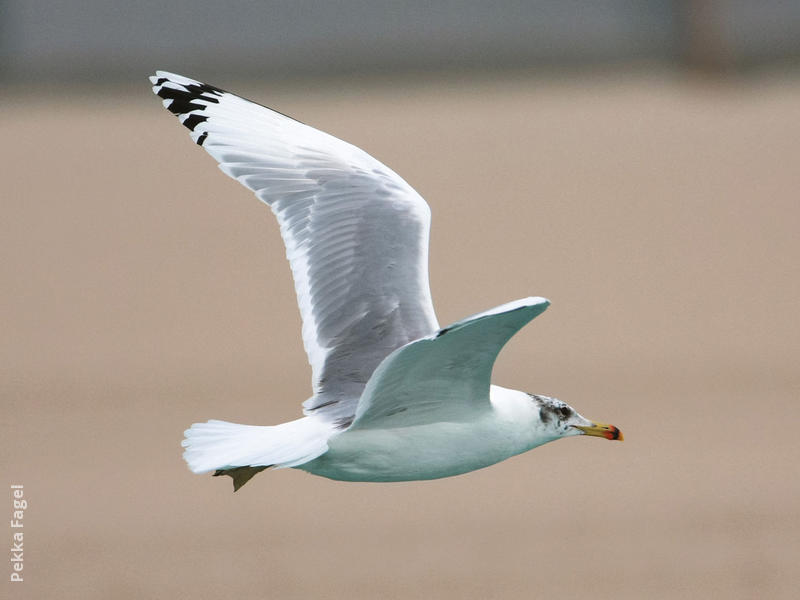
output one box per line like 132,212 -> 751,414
150,71 -> 439,423
349,297 -> 550,430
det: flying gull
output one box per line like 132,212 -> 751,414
150,71 -> 622,491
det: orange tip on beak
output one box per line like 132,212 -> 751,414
575,422 -> 623,441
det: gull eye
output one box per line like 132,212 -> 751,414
557,406 -> 572,419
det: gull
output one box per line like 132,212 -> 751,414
150,71 -> 622,491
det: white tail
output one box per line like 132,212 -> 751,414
182,417 -> 332,474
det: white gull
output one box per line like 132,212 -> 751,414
150,71 -> 622,491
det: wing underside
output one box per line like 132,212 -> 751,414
349,297 -> 550,430
151,71 -> 439,423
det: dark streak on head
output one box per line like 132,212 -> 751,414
528,393 -> 571,425
538,406 -> 553,424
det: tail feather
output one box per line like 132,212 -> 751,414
181,417 -> 331,477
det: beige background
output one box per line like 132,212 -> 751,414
3,72 -> 799,598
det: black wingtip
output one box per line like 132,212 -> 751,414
153,76 -> 224,126
182,113 -> 209,132
151,72 -> 307,129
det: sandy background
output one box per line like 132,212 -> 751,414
3,72 -> 799,598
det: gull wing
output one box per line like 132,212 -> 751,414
349,297 -> 550,430
150,72 -> 439,423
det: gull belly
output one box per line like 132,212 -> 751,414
299,410 -> 550,482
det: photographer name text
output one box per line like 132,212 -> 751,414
10,485 -> 25,583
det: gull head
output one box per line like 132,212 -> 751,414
529,394 -> 623,442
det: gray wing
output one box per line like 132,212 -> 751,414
350,298 -> 550,430
151,71 -> 439,423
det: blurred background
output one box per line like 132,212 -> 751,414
3,2 -> 799,599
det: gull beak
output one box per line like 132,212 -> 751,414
574,421 -> 623,441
